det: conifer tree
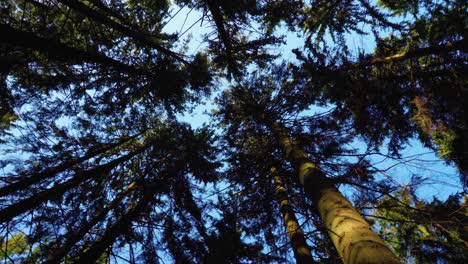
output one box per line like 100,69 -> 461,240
1,0 -> 466,263
215,64 -> 400,263
293,0 -> 467,182
371,187 -> 467,263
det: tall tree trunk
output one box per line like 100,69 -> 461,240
45,180 -> 140,263
0,23 -> 143,74
75,182 -> 157,263
266,120 -> 400,264
271,167 -> 315,264
205,0 -> 238,76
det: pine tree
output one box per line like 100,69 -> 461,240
1,0 -> 465,263
370,187 -> 468,263
215,64 -> 400,263
272,167 -> 314,264
294,0 -> 467,182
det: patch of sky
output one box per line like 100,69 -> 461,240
162,5 -> 211,56
371,139 -> 462,200
163,3 -> 463,207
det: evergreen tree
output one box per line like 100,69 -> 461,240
293,0 -> 467,182
215,64 -> 399,263
0,0 -> 466,263
370,187 -> 467,263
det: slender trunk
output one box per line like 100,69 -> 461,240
271,167 -> 314,264
75,183 -> 157,263
267,120 -> 400,264
205,0 -> 238,76
45,180 -> 140,263
143,224 -> 159,264
0,135 -> 139,197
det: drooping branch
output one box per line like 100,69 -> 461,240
55,0 -> 188,64
0,134 -> 140,197
357,0 -> 404,30
0,149 -> 144,223
355,38 -> 466,67
0,23 -> 145,74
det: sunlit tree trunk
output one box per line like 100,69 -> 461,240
271,167 -> 315,264
267,120 -> 400,264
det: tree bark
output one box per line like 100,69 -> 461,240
75,182 -> 158,263
267,120 -> 400,264
205,0 -> 238,76
271,167 -> 315,264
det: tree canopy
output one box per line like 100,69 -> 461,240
1,0 -> 466,263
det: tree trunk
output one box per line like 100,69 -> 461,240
205,0 -> 238,76
272,167 -> 315,264
268,121 -> 400,264
75,182 -> 157,263
45,180 -> 140,263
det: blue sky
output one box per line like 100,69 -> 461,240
162,5 -> 463,203
1,3 -> 464,263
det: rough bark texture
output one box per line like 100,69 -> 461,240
269,121 -> 400,264
272,167 -> 315,264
